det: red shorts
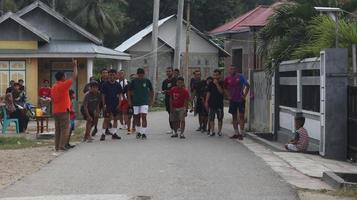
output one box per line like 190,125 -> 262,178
119,99 -> 129,111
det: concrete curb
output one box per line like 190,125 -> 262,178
245,132 -> 286,152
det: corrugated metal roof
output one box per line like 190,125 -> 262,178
115,15 -> 174,52
0,41 -> 131,60
210,5 -> 275,35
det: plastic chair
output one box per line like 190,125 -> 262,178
1,106 -> 19,134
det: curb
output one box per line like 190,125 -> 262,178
245,132 -> 286,152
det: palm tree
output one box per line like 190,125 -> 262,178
257,0 -> 357,71
73,0 -> 127,39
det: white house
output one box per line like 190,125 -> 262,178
116,15 -> 229,89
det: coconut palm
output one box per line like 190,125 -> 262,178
257,0 -> 357,70
73,0 -> 127,39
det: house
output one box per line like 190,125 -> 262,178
116,15 -> 229,89
210,4 -> 279,76
0,1 -> 130,108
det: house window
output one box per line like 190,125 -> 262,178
205,59 -> 209,65
197,59 -> 201,65
0,61 -> 26,95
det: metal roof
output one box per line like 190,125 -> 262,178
115,15 -> 174,52
0,41 -> 131,60
210,5 -> 275,35
116,15 -> 229,56
0,12 -> 50,42
16,0 -> 102,45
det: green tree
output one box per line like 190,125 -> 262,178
257,0 -> 357,70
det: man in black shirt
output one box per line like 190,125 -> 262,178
162,67 -> 176,134
206,69 -> 224,136
100,69 -> 123,141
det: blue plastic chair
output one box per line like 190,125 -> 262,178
1,106 -> 19,134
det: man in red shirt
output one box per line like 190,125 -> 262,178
51,59 -> 77,151
170,77 -> 190,139
39,79 -> 51,112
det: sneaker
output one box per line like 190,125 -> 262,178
171,134 -> 178,138
207,131 -> 210,135
87,138 -> 94,143
196,127 -> 201,131
105,129 -> 112,135
123,124 -> 128,130
91,128 -> 98,136
166,130 -> 173,134
141,134 -> 147,140
119,125 -> 123,130
136,132 -> 141,139
100,134 -> 106,141
180,134 -> 186,139
112,133 -> 121,140
65,144 -> 75,148
237,134 -> 244,140
201,128 -> 206,133
230,134 -> 239,139
218,132 -> 222,137
210,132 -> 216,137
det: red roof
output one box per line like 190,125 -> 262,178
210,5 -> 275,35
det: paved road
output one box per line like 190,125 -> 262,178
0,111 -> 298,200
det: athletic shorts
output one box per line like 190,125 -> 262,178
81,109 -> 96,121
196,99 -> 208,116
104,105 -> 118,118
228,100 -> 245,115
170,108 -> 187,122
208,108 -> 224,121
70,120 -> 75,131
119,99 -> 129,111
133,105 -> 149,115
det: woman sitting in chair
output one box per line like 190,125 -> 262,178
5,93 -> 29,133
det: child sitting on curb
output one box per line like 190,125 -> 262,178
285,114 -> 309,152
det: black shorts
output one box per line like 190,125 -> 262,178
127,106 -> 134,115
104,105 -> 118,118
165,98 -> 171,113
209,108 -> 224,121
196,99 -> 208,116
228,100 -> 245,115
81,109 -> 96,121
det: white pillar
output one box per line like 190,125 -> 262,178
87,58 -> 93,82
117,60 -> 123,71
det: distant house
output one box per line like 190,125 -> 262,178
0,1 -> 130,107
210,4 -> 279,76
116,15 -> 229,89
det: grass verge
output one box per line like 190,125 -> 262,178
0,137 -> 51,150
324,187 -> 357,198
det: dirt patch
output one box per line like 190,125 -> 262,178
0,146 -> 57,190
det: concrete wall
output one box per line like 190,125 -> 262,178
251,71 -> 272,132
222,31 -> 259,77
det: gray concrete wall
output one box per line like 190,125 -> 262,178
251,71 -> 272,132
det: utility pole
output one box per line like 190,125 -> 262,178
52,0 -> 56,10
151,0 -> 160,95
184,0 -> 191,85
174,0 -> 184,70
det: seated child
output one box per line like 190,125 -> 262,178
285,115 -> 309,152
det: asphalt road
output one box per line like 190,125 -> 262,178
0,111 -> 298,200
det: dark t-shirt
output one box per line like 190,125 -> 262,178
82,91 -> 101,112
162,78 -> 177,101
207,81 -> 224,109
195,80 -> 207,98
190,78 -> 201,93
101,81 -> 122,107
129,78 -> 153,106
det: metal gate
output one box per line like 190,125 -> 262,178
348,86 -> 357,160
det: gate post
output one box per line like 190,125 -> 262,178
320,48 -> 348,160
